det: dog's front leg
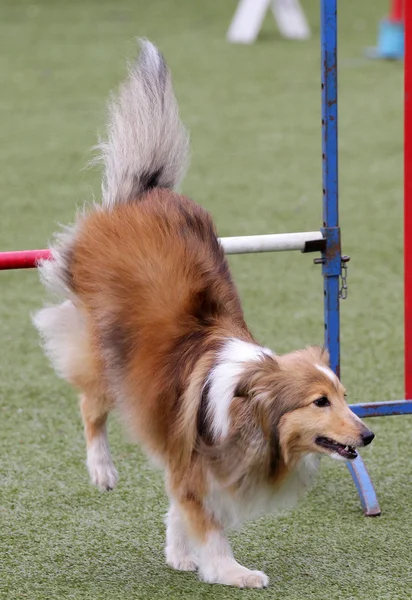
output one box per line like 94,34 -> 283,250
165,501 -> 197,571
196,528 -> 269,588
173,495 -> 269,588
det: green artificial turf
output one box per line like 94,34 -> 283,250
0,0 -> 410,598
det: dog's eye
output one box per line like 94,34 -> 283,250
314,396 -> 330,407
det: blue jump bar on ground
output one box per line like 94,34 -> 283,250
350,400 -> 412,418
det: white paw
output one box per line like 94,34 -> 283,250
167,555 -> 197,572
88,460 -> 118,491
87,446 -> 118,491
233,569 -> 269,589
200,565 -> 269,588
165,544 -> 197,572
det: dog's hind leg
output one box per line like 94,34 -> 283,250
33,300 -> 118,491
80,392 -> 118,491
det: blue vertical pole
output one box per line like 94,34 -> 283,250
320,0 -> 381,516
321,0 -> 340,375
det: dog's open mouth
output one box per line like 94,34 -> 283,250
315,437 -> 358,460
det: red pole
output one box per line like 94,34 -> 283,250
405,0 -> 412,399
0,249 -> 51,270
390,0 -> 403,23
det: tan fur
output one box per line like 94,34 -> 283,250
80,393 -> 112,448
65,191 -> 249,461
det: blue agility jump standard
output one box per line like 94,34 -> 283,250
321,0 -> 411,516
320,0 -> 381,517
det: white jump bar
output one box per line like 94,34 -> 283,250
220,231 -> 324,254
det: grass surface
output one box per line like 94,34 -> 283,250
0,1 -> 410,598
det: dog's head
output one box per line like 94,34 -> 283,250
236,346 -> 374,468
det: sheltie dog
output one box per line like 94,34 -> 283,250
33,40 -> 374,588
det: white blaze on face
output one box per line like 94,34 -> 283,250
315,364 -> 339,385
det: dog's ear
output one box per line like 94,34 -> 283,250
319,346 -> 330,366
200,355 -> 287,483
232,355 -> 283,437
232,355 -> 284,447
309,345 -> 330,366
233,354 -> 280,399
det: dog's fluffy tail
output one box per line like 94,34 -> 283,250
33,40 -> 189,377
96,39 -> 189,207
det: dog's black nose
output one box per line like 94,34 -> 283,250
361,430 -> 375,446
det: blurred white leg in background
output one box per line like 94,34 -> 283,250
227,0 -> 310,44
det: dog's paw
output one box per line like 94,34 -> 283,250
232,569 -> 269,589
86,447 -> 118,491
167,556 -> 197,572
166,546 -> 197,572
200,564 -> 269,588
89,461 -> 118,491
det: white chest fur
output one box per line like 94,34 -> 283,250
204,454 -> 321,529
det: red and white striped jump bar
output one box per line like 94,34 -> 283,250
0,231 -> 325,271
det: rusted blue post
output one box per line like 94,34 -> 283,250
320,0 -> 340,377
320,0 -> 381,516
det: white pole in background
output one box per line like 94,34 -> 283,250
220,231 -> 323,254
